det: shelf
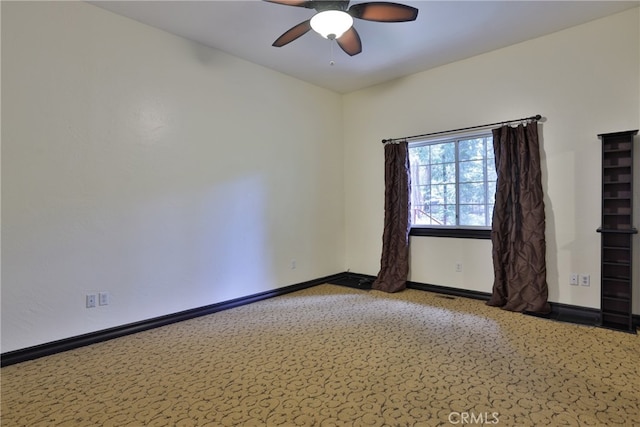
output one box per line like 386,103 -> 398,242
602,298 -> 631,306
602,141 -> 632,152
602,245 -> 630,251
603,180 -> 632,185
604,148 -> 631,153
601,234 -> 633,248
603,294 -> 631,302
598,130 -> 637,334
602,312 -> 631,322
597,228 -> 638,234
602,276 -> 631,283
601,310 -> 632,319
603,262 -> 631,268
601,225 -> 633,231
603,188 -> 631,199
603,165 -> 631,170
602,310 -> 632,318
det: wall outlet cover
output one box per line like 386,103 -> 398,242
98,292 -> 110,306
86,294 -> 97,308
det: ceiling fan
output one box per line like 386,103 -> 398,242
265,1 -> 419,56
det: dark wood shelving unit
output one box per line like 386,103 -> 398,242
597,130 -> 638,333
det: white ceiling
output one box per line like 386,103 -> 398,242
90,0 -> 639,93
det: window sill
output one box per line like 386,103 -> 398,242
410,227 -> 491,239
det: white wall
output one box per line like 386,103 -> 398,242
1,1 -> 345,352
344,9 -> 640,311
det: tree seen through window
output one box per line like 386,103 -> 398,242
409,134 -> 495,228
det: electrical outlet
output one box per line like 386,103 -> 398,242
570,273 -> 579,286
580,274 -> 590,287
86,294 -> 97,308
455,262 -> 463,273
98,292 -> 110,306
291,259 -> 296,270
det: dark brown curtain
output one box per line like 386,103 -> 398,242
373,141 -> 411,293
488,122 -> 550,313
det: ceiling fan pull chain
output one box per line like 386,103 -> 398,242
329,39 -> 335,66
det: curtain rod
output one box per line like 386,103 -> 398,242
381,114 -> 542,144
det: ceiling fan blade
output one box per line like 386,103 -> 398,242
263,0 -> 314,8
337,26 -> 362,56
272,20 -> 312,47
348,2 -> 418,22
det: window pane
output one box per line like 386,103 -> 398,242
459,182 -> 485,204
411,185 -> 427,206
443,204 -> 456,225
417,165 -> 430,184
410,145 -> 430,164
460,204 -> 486,226
431,183 -> 456,204
444,183 -> 456,202
430,142 -> 455,164
487,157 -> 497,181
429,204 -> 445,225
429,204 -> 459,226
412,205 -> 431,225
486,137 -> 495,159
487,181 -> 496,205
429,185 -> 445,206
459,138 -> 484,161
430,163 -> 455,184
459,160 -> 484,183
420,186 -> 436,210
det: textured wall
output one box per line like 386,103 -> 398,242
1,1 -> 345,352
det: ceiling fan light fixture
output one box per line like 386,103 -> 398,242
310,10 -> 353,40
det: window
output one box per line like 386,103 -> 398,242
408,132 -> 495,239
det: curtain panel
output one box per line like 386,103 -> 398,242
488,122 -> 550,313
373,141 -> 411,293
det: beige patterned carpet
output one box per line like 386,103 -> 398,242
2,284 -> 639,426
